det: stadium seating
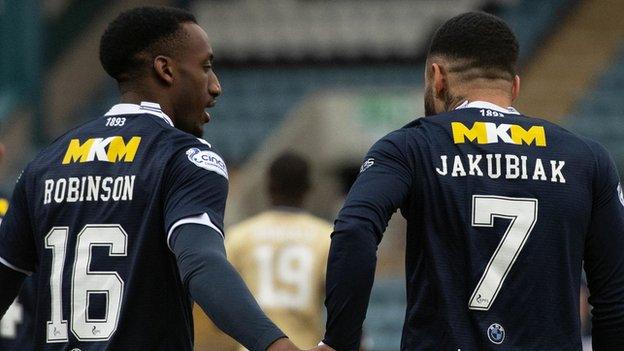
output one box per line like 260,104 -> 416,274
185,0 -> 578,164
0,0 -> 41,121
203,65 -> 423,163
192,0 -> 492,61
71,0 -> 577,166
566,43 -> 624,172
77,64 -> 423,163
497,0 -> 576,63
364,278 -> 406,351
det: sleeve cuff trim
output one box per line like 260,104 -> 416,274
167,212 -> 224,251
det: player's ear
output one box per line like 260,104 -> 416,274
153,55 -> 175,86
511,75 -> 521,102
431,62 -> 448,99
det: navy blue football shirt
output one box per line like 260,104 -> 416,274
0,102 -> 229,350
324,101 -> 624,350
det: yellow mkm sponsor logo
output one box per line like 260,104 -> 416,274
451,121 -> 546,147
62,136 -> 141,164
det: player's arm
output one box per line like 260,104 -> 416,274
584,144 -> 624,350
0,172 -> 35,317
323,131 -> 412,351
163,145 -> 298,351
171,223 -> 296,351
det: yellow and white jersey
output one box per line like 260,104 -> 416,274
226,209 -> 332,350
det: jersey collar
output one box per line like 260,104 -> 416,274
105,101 -> 174,127
455,100 -> 520,115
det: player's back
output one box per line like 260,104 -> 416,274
397,102 -> 608,350
226,210 -> 332,349
3,103 -> 221,350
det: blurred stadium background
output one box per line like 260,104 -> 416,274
1,0 -> 623,350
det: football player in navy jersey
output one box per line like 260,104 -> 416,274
0,6 -> 302,351
317,12 -> 624,351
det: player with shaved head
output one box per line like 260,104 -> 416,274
318,12 -> 624,351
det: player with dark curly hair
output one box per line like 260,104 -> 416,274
318,12 -> 624,351
99,6 -> 214,138
0,6 -> 302,351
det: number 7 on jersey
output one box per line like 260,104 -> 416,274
469,195 -> 538,310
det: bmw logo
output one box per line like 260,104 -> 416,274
487,323 -> 505,344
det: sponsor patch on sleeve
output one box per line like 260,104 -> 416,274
186,147 -> 228,179
360,158 -> 375,173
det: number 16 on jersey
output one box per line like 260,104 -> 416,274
45,224 -> 127,343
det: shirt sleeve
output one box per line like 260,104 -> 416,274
172,223 -> 286,350
0,173 -> 36,275
583,143 -> 624,350
163,145 -> 229,248
324,130 -> 413,350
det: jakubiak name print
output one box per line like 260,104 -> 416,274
435,153 -> 566,184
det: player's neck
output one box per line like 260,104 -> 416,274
454,87 -> 514,110
119,90 -> 176,120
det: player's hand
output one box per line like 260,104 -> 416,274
267,337 -> 302,351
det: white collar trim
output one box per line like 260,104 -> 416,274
105,101 -> 174,126
455,100 -> 520,115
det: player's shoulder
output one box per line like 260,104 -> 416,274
362,118 -> 429,170
372,112 -> 441,150
20,118 -> 101,179
517,113 -> 610,161
568,132 -> 615,175
551,124 -> 610,158
156,127 -> 228,180
32,117 -> 99,158
368,122 -> 418,155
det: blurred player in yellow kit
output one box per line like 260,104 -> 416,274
227,152 -> 332,350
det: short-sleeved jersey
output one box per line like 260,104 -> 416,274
226,210 -> 332,349
0,102 -> 229,351
340,101 -> 624,350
